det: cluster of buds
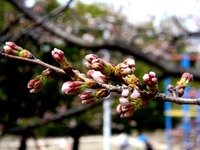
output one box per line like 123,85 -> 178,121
85,54 -> 114,76
3,42 -> 194,118
116,85 -> 148,118
27,68 -> 54,93
142,71 -> 158,95
3,42 -> 34,59
168,72 -> 193,97
114,58 -> 136,76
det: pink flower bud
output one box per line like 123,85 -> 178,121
181,72 -> 193,83
116,104 -> 122,114
4,45 -> 19,55
123,58 -> 135,68
87,70 -> 110,83
130,89 -> 140,100
78,91 -> 94,100
149,71 -> 156,78
5,42 -> 23,51
85,54 -> 98,62
121,87 -> 130,98
62,81 -> 85,95
51,48 -> 65,62
27,78 -> 43,93
119,97 -> 129,105
142,74 -> 150,82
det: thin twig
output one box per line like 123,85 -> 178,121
154,93 -> 200,105
1,53 -> 66,75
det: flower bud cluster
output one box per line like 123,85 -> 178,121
114,58 -> 135,76
85,54 -> 114,76
27,68 -> 54,93
117,85 -> 147,118
175,72 -> 193,97
142,71 -> 158,95
4,42 -> 34,59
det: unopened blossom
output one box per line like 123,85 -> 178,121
51,48 -> 65,62
143,71 -> 158,95
130,89 -> 140,100
123,58 -> 136,69
178,72 -> 193,87
87,70 -> 110,83
4,42 -> 34,59
119,97 -> 129,105
85,54 -> 114,75
121,87 -> 130,98
78,91 -> 94,100
143,71 -> 157,86
27,77 -> 43,93
51,48 -> 73,75
78,91 -> 96,104
114,63 -> 132,76
116,103 -> 136,118
176,72 -> 193,97
62,81 -> 86,95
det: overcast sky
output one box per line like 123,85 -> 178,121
57,0 -> 200,23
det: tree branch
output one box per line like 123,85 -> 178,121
155,93 -> 200,105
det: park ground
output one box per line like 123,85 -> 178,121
0,129 -> 199,150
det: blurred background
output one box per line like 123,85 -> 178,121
0,0 -> 200,149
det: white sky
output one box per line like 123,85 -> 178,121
57,0 -> 200,24
26,0 -> 200,31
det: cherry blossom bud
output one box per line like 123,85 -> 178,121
51,48 -> 74,75
114,63 -> 132,76
130,89 -> 140,100
51,48 -> 65,63
62,81 -> 86,95
4,45 -> 20,56
121,87 -> 130,98
78,91 -> 94,100
179,72 -> 193,86
142,74 -> 150,82
27,77 -> 43,93
85,54 -> 99,63
123,58 -> 136,68
143,71 -> 158,95
116,103 -> 136,118
119,97 -> 129,104
85,54 -> 114,75
4,42 -> 34,59
87,70 -> 110,83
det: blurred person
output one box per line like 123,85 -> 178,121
117,133 -> 131,150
